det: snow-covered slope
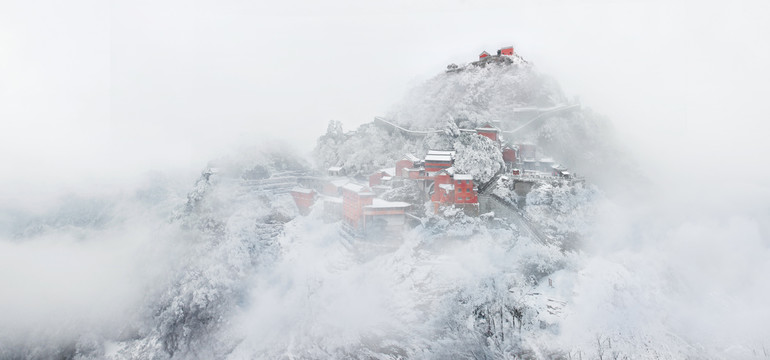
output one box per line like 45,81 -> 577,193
388,54 -> 563,130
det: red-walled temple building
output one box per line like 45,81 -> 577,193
290,187 -> 316,215
430,168 -> 478,214
339,183 -> 409,233
476,124 -> 500,142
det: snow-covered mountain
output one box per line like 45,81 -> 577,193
1,53 -> 767,360
316,55 -> 637,194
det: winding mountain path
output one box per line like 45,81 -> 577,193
479,179 -> 551,246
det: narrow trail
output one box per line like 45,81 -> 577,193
479,178 -> 550,245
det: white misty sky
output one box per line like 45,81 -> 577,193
2,0 -> 770,351
1,0 -> 770,206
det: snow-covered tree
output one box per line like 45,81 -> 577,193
452,133 -> 504,184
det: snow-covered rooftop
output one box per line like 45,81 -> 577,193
330,178 -> 350,187
454,174 -> 473,180
427,150 -> 456,157
551,164 -> 568,171
328,166 -> 343,172
438,167 -> 455,176
341,183 -> 367,193
379,167 -> 396,177
403,153 -> 420,162
365,198 -> 410,209
425,154 -> 452,162
439,183 -> 455,191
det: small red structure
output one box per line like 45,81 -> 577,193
369,168 -> 396,187
552,164 -> 570,178
453,174 -> 477,204
502,145 -> 518,163
341,183 -> 375,229
290,187 -> 316,216
395,151 -> 454,180
404,167 -> 422,179
395,154 -> 419,177
431,170 -> 455,206
338,182 -> 409,233
430,169 -> 478,213
395,160 -> 413,177
323,178 -> 350,196
362,199 -> 410,233
500,46 -> 514,56
424,154 -> 452,172
476,124 -> 500,142
479,51 -> 491,59
424,150 -> 455,173
369,172 -> 384,187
